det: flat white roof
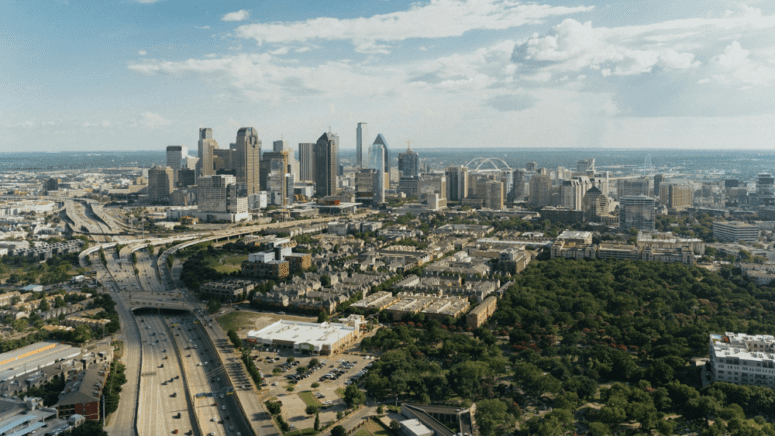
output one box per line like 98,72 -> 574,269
247,320 -> 356,351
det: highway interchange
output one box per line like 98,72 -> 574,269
75,206 -> 378,436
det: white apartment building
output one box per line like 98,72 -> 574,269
710,332 -> 775,387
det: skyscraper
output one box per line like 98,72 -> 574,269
235,127 -> 261,196
368,135 -> 388,203
398,145 -> 420,179
356,122 -> 367,169
445,166 -> 468,202
261,150 -> 289,205
166,145 -> 186,185
298,143 -> 315,182
510,170 -> 525,202
314,132 -> 339,197
197,128 -> 218,179
659,183 -> 692,211
273,139 -> 288,153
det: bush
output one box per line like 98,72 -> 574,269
265,400 -> 282,415
306,404 -> 319,415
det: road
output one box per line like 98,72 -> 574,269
136,312 -> 198,436
317,406 -> 377,436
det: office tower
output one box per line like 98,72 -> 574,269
356,122 -> 367,169
582,186 -> 608,222
286,171 -> 295,205
660,183 -> 693,211
620,195 -> 656,232
196,128 -> 219,179
756,173 -> 775,207
529,169 -> 552,207
445,165 -> 468,201
261,150 -> 289,205
213,148 -> 236,173
166,145 -> 186,185
654,174 -> 663,197
234,127 -> 261,196
577,158 -> 595,173
314,131 -> 339,197
182,156 -> 199,170
368,135 -> 388,203
273,139 -> 288,153
148,166 -> 174,203
525,162 -> 537,172
510,170 -> 525,202
398,145 -> 420,179
197,174 -> 247,215
298,143 -> 315,182
356,169 -> 378,201
617,177 -> 651,198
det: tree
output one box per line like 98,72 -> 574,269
265,401 -> 281,415
286,356 -> 295,363
38,299 -> 50,312
331,425 -> 346,436
314,413 -> 320,431
72,324 -> 92,343
309,358 -> 320,367
321,274 -> 331,287
306,404 -> 319,414
476,399 -> 510,436
317,311 -> 329,323
588,422 -> 612,436
390,420 -> 401,431
344,384 -> 366,408
206,299 -> 221,314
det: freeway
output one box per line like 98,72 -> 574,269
136,312 -> 197,436
92,251 -> 142,436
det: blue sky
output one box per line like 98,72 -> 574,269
3,0 -> 775,152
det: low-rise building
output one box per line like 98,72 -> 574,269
385,292 -> 436,319
709,332 -> 775,388
713,221 -> 759,243
351,291 -> 398,311
200,279 -> 255,301
421,296 -> 469,321
246,320 -> 359,355
467,296 -> 497,329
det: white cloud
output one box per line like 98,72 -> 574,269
704,41 -> 775,87
196,25 -> 211,30
222,10 -> 250,22
138,50 -> 147,56
141,112 -> 171,129
233,0 -> 592,53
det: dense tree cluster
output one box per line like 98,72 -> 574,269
362,258 -> 775,435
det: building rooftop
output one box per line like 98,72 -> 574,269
247,320 -> 356,351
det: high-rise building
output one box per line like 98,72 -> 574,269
525,162 -> 538,172
620,195 -> 656,232
298,143 -> 315,182
510,170 -> 525,202
654,174 -> 663,197
196,128 -> 218,179
273,139 -> 288,153
559,177 -> 592,211
398,145 -> 420,179
484,180 -> 504,210
166,145 -> 186,184
529,169 -> 552,207
582,186 -> 609,222
178,168 -> 196,187
314,132 -> 339,197
261,150 -> 289,205
197,174 -> 248,216
148,166 -> 174,203
660,183 -> 692,211
356,123 -> 367,169
577,159 -> 595,173
617,178 -> 651,199
44,178 -> 59,192
234,127 -> 261,196
368,135 -> 388,203
356,169 -> 378,201
445,166 -> 468,202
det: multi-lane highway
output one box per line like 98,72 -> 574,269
136,312 -> 197,436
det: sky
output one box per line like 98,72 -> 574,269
3,0 -> 775,153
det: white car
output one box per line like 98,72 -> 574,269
221,405 -> 226,410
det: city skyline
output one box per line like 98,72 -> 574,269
3,0 -> 775,152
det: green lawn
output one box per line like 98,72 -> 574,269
217,311 -> 257,331
285,429 -> 317,436
298,391 -> 321,407
335,388 -> 346,399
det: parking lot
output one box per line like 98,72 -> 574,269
255,350 -> 377,430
